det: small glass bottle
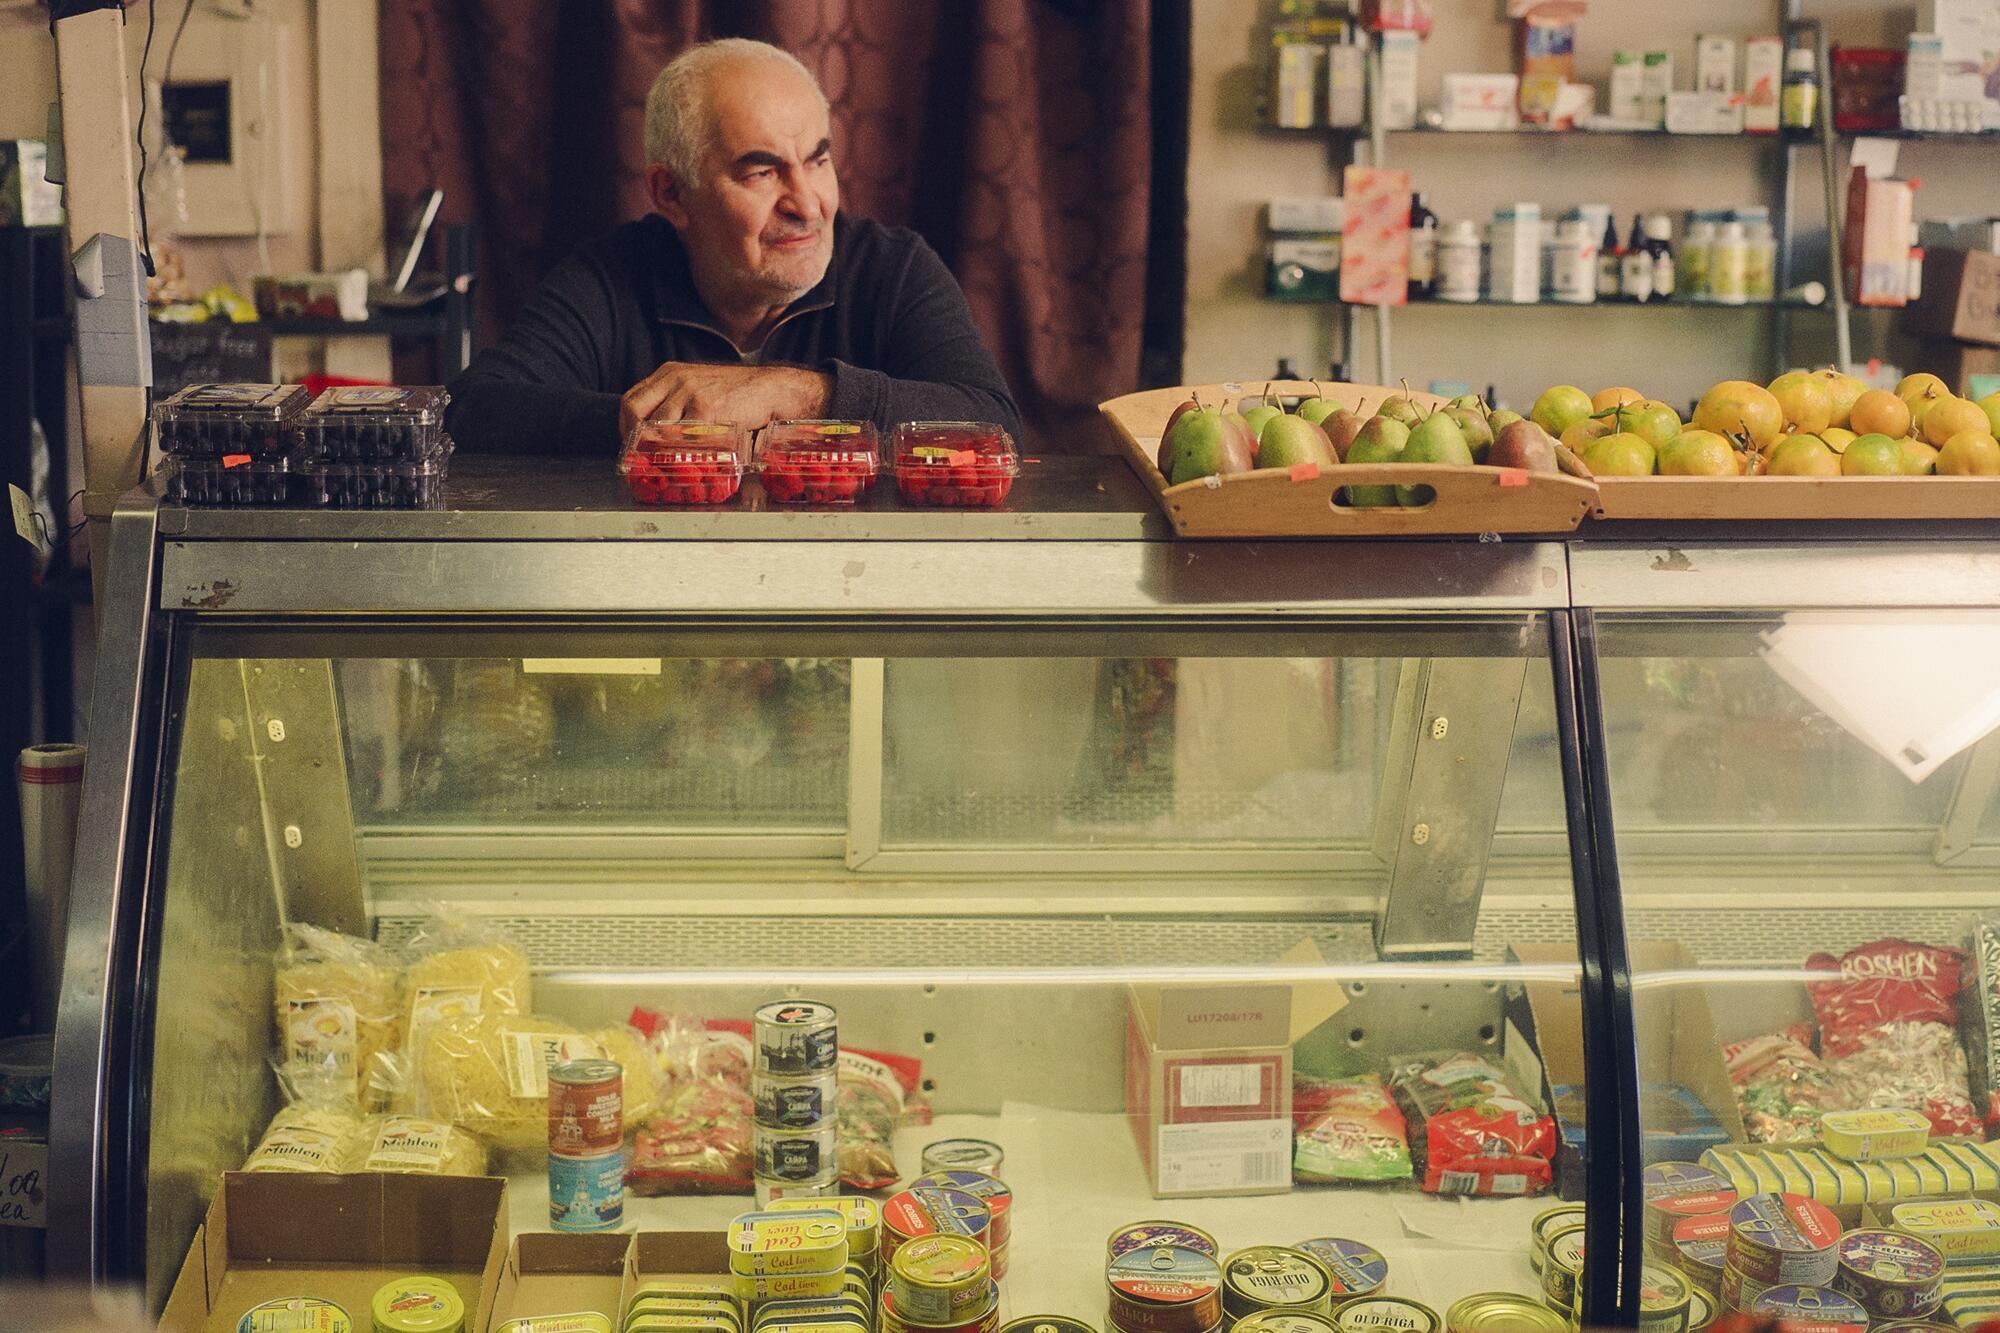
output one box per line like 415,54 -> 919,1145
1645,214 -> 1676,300
1597,214 -> 1623,299
1407,192 -> 1439,300
1621,212 -> 1655,303
1782,47 -> 1819,132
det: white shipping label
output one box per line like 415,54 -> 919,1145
502,1032 -> 607,1099
1178,1063 -> 1263,1109
1156,1118 -> 1289,1194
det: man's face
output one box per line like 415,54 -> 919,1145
654,59 -> 838,310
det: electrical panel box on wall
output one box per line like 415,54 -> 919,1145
150,9 -> 296,238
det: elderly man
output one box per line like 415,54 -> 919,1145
446,39 -> 1021,453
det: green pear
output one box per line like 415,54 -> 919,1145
1376,396 -> 1423,427
1256,414 -> 1336,469
1397,409 -> 1475,505
1242,403 -> 1284,440
1296,397 -> 1341,426
1445,406 -> 1494,463
1449,393 -> 1488,412
1343,416 -> 1408,507
1489,409 -> 1524,433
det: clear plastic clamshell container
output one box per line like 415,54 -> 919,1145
889,422 -> 1020,508
757,419 -> 880,505
299,451 -> 451,509
160,454 -> 296,506
151,382 -> 312,458
298,385 -> 450,461
619,420 -> 747,505
0,1033 -> 54,1110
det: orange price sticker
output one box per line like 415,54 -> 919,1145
222,454 -> 251,468
947,449 -> 977,467
1497,469 -> 1529,488
1288,462 -> 1320,482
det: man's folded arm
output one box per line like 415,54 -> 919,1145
445,254 -> 626,455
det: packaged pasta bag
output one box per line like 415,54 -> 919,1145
347,1113 -> 487,1177
416,1010 -> 656,1151
398,912 -> 534,1051
1292,1073 -> 1414,1184
244,1066 -> 366,1173
272,923 -> 402,1111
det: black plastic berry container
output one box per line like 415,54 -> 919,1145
298,385 -> 450,462
299,454 -> 449,509
152,383 -> 311,458
160,456 -> 297,506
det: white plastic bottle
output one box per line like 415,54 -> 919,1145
1711,221 -> 1750,305
1744,221 -> 1777,300
1682,214 -> 1716,300
1436,219 -> 1483,302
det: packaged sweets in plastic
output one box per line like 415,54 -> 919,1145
619,420 -> 746,505
151,382 -> 310,457
1824,1022 -> 1981,1139
1721,1024 -> 1839,1144
838,1048 -> 925,1189
1389,1051 -> 1555,1196
273,923 -> 403,1112
297,385 -> 449,462
1291,1073 -> 1414,1183
350,1113 -> 487,1176
629,1076 -> 757,1195
1807,939 -> 1980,1138
416,1010 -> 656,1150
399,913 -> 535,1050
1965,915 -> 2000,1127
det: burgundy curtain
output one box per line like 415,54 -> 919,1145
379,1 -> 1153,450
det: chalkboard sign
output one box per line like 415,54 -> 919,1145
149,321 -> 271,396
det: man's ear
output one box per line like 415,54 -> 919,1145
647,164 -> 691,229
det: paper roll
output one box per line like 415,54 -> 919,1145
18,743 -> 85,1032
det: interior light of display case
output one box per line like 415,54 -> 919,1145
1760,611 -> 2000,783
520,658 -> 663,675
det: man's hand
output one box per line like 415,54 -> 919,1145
618,362 -> 832,440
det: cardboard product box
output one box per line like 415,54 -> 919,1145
1745,36 -> 1785,132
1504,941 -> 1747,1203
1641,51 -> 1676,127
1378,30 -> 1420,130
158,1172 -> 507,1333
1442,73 -> 1523,131
1338,166 -> 1412,306
1927,340 -> 2000,397
491,1232 -> 632,1331
1844,167 -> 1918,307
0,140 -> 62,228
1911,248 -> 2000,345
1919,0 -> 2000,102
1696,35 -> 1738,94
1667,91 -> 1747,134
1610,50 -> 1646,121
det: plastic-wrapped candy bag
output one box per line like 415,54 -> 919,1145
1807,939 -> 1979,1139
1389,1051 -> 1554,1196
1292,1073 -> 1413,1184
1721,1024 -> 1840,1144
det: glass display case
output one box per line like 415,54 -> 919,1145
48,456 -> 2000,1330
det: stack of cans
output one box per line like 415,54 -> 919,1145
626,1280 -> 743,1333
911,1171 -> 1012,1279
753,1000 -> 841,1205
884,1235 -> 999,1333
1105,1222 -> 1222,1333
1720,1192 -> 1844,1316
729,1209 -> 855,1310
769,1196 -> 884,1293
547,1058 -> 625,1233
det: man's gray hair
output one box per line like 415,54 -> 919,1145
643,39 -> 828,188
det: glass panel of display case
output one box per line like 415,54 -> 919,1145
1595,609 -> 2000,1331
143,620 -> 1593,1323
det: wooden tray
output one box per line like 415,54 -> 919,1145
1592,474 -> 2000,521
1099,381 -> 1599,538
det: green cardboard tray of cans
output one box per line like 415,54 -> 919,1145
152,382 -> 452,508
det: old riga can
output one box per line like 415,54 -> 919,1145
889,1235 -> 992,1326
884,1187 -> 992,1262
548,1058 -> 623,1158
1444,1294 -> 1567,1333
1109,1223 -> 1219,1261
755,1000 -> 839,1076
1292,1240 -> 1386,1307
1832,1229 -> 1946,1320
1541,1226 -> 1585,1320
1332,1297 -> 1441,1333
1236,1315 -> 1341,1333
1530,1209 -> 1585,1277
1639,1263 -> 1693,1333
1106,1243 -> 1224,1333
1222,1247 -> 1335,1321
1726,1193 -> 1843,1288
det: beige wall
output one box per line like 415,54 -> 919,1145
1185,0 -> 1998,413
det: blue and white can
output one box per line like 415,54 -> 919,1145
550,1148 -> 625,1232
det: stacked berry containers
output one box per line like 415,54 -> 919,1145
889,422 -> 1019,508
296,386 -> 452,509
751,999 -> 840,1206
620,419 -> 747,505
153,383 -> 311,506
758,420 -> 879,504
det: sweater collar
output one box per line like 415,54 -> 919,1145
649,213 -> 839,343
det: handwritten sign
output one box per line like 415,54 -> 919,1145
0,1138 -> 47,1228
149,321 -> 272,396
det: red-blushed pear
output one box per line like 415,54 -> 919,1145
1343,416 -> 1408,507
1158,397 -> 1199,473
1446,406 -> 1494,463
1322,408 -> 1365,460
1163,406 -> 1257,486
1256,414 -> 1337,469
1487,420 -> 1559,474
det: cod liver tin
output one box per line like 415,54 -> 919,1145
1889,1198 -> 2000,1262
1292,1239 -> 1387,1304
737,1271 -> 851,1305
1222,1247 -> 1335,1319
1444,1294 -> 1567,1333
754,1000 -> 839,1076
1833,1229 -> 1945,1319
1109,1222 -> 1219,1261
1819,1109 -> 1931,1161
769,1196 -> 882,1264
728,1209 -> 850,1276
495,1316 -> 613,1333
1333,1298 -> 1440,1333
1726,1193 -> 1842,1287
1105,1243 -> 1224,1333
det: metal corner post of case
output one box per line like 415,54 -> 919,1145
48,500 -> 161,1283
1548,608 -> 1643,1327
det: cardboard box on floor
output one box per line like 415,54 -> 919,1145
1126,938 -> 1349,1199
158,1172 -> 507,1333
620,1232 -> 739,1311
1505,941 -> 1747,1199
490,1232 -> 632,1329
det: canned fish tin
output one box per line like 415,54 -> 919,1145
1687,1289 -> 1714,1333
754,1314 -> 867,1333
238,1298 -> 352,1333
548,1150 -> 624,1232
1875,1322 -> 1959,1333
1669,1214 -> 1731,1294
1001,1320 -> 1099,1333
1833,1229 -> 1946,1319
1235,1315 -> 1342,1333
882,1286 -> 1001,1333
756,1121 -> 840,1182
1444,1294 -> 1568,1333
1888,1198 -> 2000,1262
549,1058 -> 623,1158
738,1271 -> 852,1305
1222,1247 -> 1335,1319
755,1000 -> 839,1076
759,1176 -> 840,1207
755,1299 -> 872,1328
1727,1193 -> 1842,1287
629,1303 -> 741,1331
770,1196 -> 883,1263
1747,1284 -> 1868,1330
883,1187 -> 992,1258
371,1276 -> 466,1333
1820,1108 -> 1931,1162
843,1264 -> 875,1302
1719,1266 -> 1769,1315
912,1170 -> 1013,1251
1292,1239 -> 1387,1305
757,1071 -> 840,1128
628,1318 -> 740,1333
1530,1208 -> 1586,1277
1109,1222 -> 1219,1261
1643,1164 -> 1739,1247
1105,1243 -> 1225,1333
629,1283 -> 740,1311
1639,1263 -> 1692,1333
495,1316 -> 613,1333
1333,1297 -> 1441,1333
729,1209 -> 850,1276
890,1236 -> 992,1325
921,1138 -> 1006,1177
1541,1227 -> 1586,1316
